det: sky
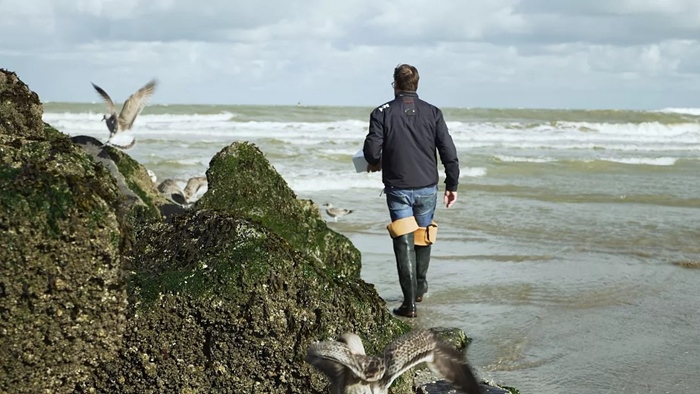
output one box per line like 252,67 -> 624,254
1,0 -> 700,109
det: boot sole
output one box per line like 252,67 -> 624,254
392,308 -> 417,318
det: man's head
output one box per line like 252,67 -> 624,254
393,64 -> 419,92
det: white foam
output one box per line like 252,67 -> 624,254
447,121 -> 700,148
285,170 -> 383,192
278,164 -> 484,193
41,110 -> 698,195
494,155 -> 555,163
600,157 -> 678,166
453,167 -> 487,178
654,107 -> 700,116
44,111 -> 700,152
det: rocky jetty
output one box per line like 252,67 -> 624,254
1,69 -> 129,393
0,69 -> 515,394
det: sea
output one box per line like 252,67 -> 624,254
42,103 -> 700,394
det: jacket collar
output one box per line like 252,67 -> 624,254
395,90 -> 418,98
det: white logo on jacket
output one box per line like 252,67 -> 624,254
377,103 -> 390,112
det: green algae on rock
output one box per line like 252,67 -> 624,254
90,140 -> 418,393
89,209 -> 412,393
68,134 -> 171,225
195,142 -> 362,279
0,69 -> 44,139
0,69 -> 129,393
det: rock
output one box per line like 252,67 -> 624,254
0,69 -> 129,393
195,142 -> 362,279
430,326 -> 472,351
412,327 -> 516,394
70,135 -> 186,222
0,69 -> 44,139
82,140 -> 416,393
88,209 -> 411,393
415,380 -> 517,394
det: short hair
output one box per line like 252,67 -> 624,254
393,64 -> 419,91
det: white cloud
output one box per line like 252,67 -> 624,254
1,0 -> 700,109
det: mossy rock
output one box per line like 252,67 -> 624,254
87,209 -> 411,393
0,68 -> 44,139
0,69 -> 129,393
69,134 -> 170,225
195,142 -> 362,279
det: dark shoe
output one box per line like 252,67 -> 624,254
415,244 -> 431,302
393,304 -> 417,318
392,233 -> 417,317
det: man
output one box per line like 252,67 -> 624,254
363,64 -> 460,318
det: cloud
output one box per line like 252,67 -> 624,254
505,0 -> 700,45
1,0 -> 700,109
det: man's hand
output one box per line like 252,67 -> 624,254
367,163 -> 382,172
444,191 -> 457,208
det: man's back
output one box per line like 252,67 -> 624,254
362,63 -> 459,319
363,91 -> 460,191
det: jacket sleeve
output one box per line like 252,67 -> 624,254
435,109 -> 460,191
363,109 -> 383,166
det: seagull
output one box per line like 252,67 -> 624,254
305,328 -> 482,394
321,203 -> 354,222
147,169 -> 158,184
156,176 -> 208,205
183,176 -> 208,202
91,79 -> 157,149
157,179 -> 187,205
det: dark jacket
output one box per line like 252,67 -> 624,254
363,91 -> 460,191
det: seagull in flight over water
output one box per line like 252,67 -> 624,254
305,328 -> 482,394
322,203 -> 354,222
91,79 -> 157,150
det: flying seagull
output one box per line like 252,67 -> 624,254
305,328 -> 482,394
91,79 -> 157,149
321,203 -> 354,222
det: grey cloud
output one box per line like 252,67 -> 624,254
502,0 -> 700,46
3,0 -> 700,109
1,0 -> 308,47
515,0 -> 700,17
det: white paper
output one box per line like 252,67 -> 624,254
352,150 -> 369,173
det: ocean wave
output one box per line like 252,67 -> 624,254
44,111 -> 700,143
493,155 -> 555,163
491,155 -> 681,167
288,174 -> 383,192
599,157 -> 678,166
454,167 -> 487,178
279,166 -> 486,193
142,157 -> 212,167
43,111 -> 236,123
653,107 -> 700,116
448,121 -> 700,140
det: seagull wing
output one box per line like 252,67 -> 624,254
106,137 -> 136,151
91,82 -> 117,116
117,79 -> 157,132
328,208 -> 353,216
306,340 -> 384,383
427,338 -> 482,393
381,329 -> 481,393
183,176 -> 207,200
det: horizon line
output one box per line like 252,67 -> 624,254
40,100 -> 696,113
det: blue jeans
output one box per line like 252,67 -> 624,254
385,185 -> 438,227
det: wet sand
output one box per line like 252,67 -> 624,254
336,226 -> 700,393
